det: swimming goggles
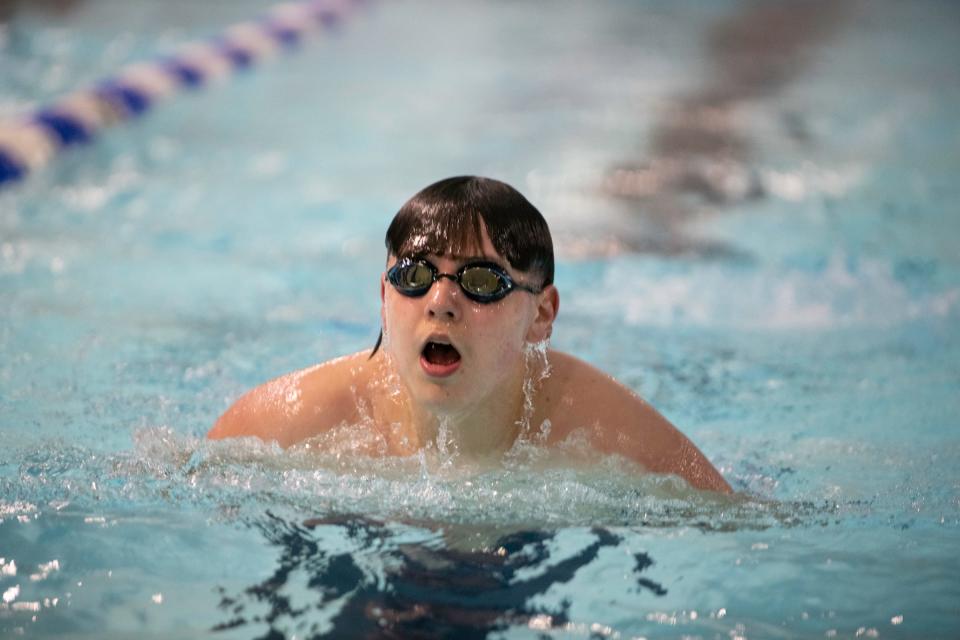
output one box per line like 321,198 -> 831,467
386,257 -> 542,303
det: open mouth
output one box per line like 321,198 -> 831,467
420,341 -> 462,377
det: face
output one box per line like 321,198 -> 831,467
379,225 -> 558,415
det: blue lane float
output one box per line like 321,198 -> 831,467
0,0 -> 366,188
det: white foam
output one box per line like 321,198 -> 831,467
121,426 -> 732,529
761,163 -> 864,202
2,585 -> 19,604
29,560 -> 60,582
516,340 -> 552,441
572,252 -> 958,330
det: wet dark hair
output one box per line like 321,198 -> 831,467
371,176 -> 554,356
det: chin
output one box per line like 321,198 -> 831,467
410,380 -> 461,409
407,376 -> 477,414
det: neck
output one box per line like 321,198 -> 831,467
370,347 -> 551,458
388,360 -> 531,457
407,390 -> 525,457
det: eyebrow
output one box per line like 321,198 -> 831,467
406,251 -> 496,262
445,254 -> 496,262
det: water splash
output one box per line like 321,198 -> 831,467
433,416 -> 459,466
515,339 -> 552,443
3,426 -> 904,534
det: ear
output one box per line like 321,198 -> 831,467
525,284 -> 559,343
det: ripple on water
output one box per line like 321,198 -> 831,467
2,427 -> 957,638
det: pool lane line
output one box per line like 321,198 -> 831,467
0,0 -> 368,188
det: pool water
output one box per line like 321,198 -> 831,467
2,1 -> 959,637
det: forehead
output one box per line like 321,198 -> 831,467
397,219 -> 503,261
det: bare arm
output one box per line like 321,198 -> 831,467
207,353 -> 366,448
543,351 -> 732,494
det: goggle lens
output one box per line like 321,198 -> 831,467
398,261 -> 434,290
459,266 -> 502,297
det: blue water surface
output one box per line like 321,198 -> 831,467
1,1 -> 959,638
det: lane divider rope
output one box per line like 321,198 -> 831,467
0,0 -> 366,188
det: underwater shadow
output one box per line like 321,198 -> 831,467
213,512 -> 666,639
596,0 -> 851,260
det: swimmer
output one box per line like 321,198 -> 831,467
208,176 -> 731,493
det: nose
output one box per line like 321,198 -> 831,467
425,275 -> 462,321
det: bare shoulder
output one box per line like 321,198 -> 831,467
541,350 -> 731,493
540,350 -> 658,438
207,351 -> 372,447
